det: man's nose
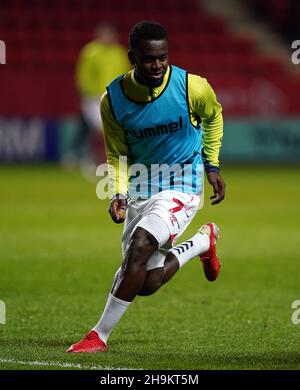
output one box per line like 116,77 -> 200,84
152,59 -> 161,69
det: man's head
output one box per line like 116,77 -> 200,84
128,21 -> 168,87
94,23 -> 119,45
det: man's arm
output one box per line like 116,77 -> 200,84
188,74 -> 225,204
100,92 -> 130,222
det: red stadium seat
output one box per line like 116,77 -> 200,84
0,0 -> 291,116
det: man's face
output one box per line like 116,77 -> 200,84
129,39 -> 168,87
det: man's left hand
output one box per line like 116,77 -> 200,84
206,171 -> 226,205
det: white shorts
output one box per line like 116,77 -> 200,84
122,190 -> 201,271
81,97 -> 103,132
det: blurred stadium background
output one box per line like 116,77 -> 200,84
0,0 -> 300,163
0,0 -> 300,370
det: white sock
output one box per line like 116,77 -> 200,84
170,232 -> 210,268
93,293 -> 131,344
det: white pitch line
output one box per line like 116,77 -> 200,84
0,357 -> 139,370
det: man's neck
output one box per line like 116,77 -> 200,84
133,68 -> 168,89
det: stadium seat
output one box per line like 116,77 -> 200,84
0,0 -> 291,115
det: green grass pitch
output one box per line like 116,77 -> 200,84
0,165 -> 300,370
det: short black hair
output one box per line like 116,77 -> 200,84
129,21 -> 168,50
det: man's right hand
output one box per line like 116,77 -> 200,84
108,198 -> 127,224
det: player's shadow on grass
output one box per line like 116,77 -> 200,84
201,351 -> 300,368
113,346 -> 300,368
1,338 -> 70,348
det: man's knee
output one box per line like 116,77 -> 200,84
131,227 -> 158,252
138,268 -> 163,296
125,227 -> 158,268
138,281 -> 161,296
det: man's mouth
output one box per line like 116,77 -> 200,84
150,71 -> 164,80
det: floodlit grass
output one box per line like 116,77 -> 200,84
0,165 -> 300,370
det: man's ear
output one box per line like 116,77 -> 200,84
128,50 -> 135,65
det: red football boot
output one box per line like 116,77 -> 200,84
67,330 -> 107,353
199,223 -> 221,282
